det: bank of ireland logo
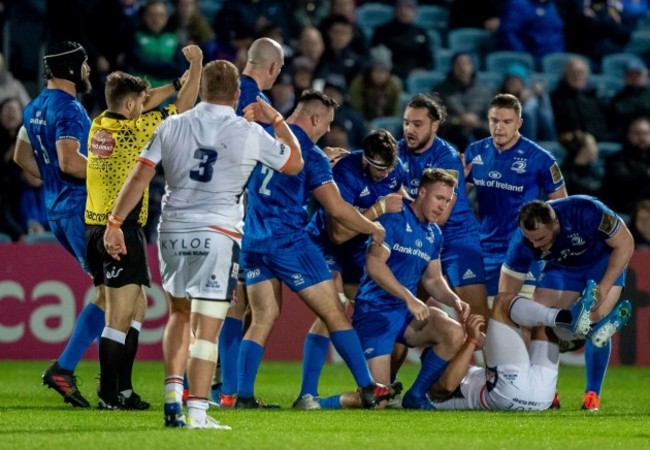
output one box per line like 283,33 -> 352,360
488,171 -> 501,179
415,239 -> 423,248
511,159 -> 527,174
570,234 -> 585,246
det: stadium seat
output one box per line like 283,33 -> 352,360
530,72 -> 560,91
369,116 -> 403,139
538,140 -> 565,164
485,51 -> 535,75
541,52 -> 591,76
434,47 -> 454,73
447,27 -> 491,54
406,71 -> 446,95
590,74 -> 624,99
476,71 -> 504,91
427,29 -> 443,55
23,231 -> 58,244
199,0 -> 224,22
0,232 -> 12,243
356,3 -> 393,31
626,30 -> 650,54
601,53 -> 647,78
414,5 -> 450,30
598,141 -> 623,158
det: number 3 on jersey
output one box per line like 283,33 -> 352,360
190,148 -> 217,182
258,165 -> 274,196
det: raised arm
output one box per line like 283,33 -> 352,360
328,193 -> 403,244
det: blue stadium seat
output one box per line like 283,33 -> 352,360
476,71 -> 503,91
530,72 -> 560,91
0,232 -> 12,243
541,52 -> 591,76
626,30 -> 650,54
590,74 -> 624,99
415,5 -> 450,30
356,3 -> 393,31
23,231 -> 58,244
598,141 -> 623,158
447,28 -> 491,54
369,116 -> 403,139
434,48 -> 454,73
601,53 -> 647,78
427,29 -> 443,55
406,71 -> 446,95
485,51 -> 535,75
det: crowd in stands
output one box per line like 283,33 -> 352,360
1,0 -> 649,245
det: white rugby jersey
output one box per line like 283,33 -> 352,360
433,366 -> 488,410
138,102 -> 292,234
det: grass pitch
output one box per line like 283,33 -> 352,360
1,360 -> 648,449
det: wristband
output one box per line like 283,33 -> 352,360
107,213 -> 124,229
173,78 -> 182,91
272,115 -> 285,126
466,338 -> 478,347
378,198 -> 386,214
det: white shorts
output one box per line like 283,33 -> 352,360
484,321 -> 558,411
158,229 -> 240,301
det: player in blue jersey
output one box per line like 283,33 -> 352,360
293,129 -> 407,409
215,37 -> 286,408
236,90 -> 393,409
400,93 -> 488,323
500,197 -> 634,410
464,93 -> 567,299
348,168 -> 470,410
13,41 -> 102,408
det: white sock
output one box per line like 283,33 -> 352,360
509,296 -> 559,327
164,376 -> 184,404
187,398 -> 209,424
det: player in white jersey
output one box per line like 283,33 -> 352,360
103,60 -> 302,430
429,287 -> 599,411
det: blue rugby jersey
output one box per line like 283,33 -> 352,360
503,196 -> 621,275
464,136 -> 565,257
23,88 -> 90,220
398,137 -> 479,237
355,201 -> 443,312
236,74 -> 271,116
306,150 -> 407,265
243,124 -> 333,253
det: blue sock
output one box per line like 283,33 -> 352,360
320,395 -> 342,409
408,348 -> 448,397
237,339 -> 264,399
219,317 -> 244,395
299,333 -> 330,397
585,338 -> 611,395
58,303 -> 105,371
330,329 -> 373,388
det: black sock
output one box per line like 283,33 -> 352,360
118,327 -> 139,393
99,337 -> 124,402
555,310 -> 572,326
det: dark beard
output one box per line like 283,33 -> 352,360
76,78 -> 92,94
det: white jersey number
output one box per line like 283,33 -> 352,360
258,165 -> 274,196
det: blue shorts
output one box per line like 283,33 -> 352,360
352,307 -> 412,359
311,234 -> 366,285
310,235 -> 342,273
440,233 -> 486,288
49,211 -> 89,273
484,254 -> 540,296
538,258 -> 626,293
241,238 -> 332,292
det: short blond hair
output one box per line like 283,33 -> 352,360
201,60 -> 239,102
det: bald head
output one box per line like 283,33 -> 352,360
247,37 -> 284,67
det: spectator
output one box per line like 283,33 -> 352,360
564,0 -> 633,68
608,59 -> 650,139
602,117 -> 650,215
0,53 -> 30,107
498,62 -> 556,141
296,26 -> 325,69
320,119 -> 351,151
167,0 -> 215,49
214,0 -> 288,46
559,130 -> 603,197
550,57 -> 611,141
286,0 -> 330,41
496,0 -> 565,61
348,45 -> 403,122
435,52 -> 493,151
269,73 -> 296,116
0,98 -> 27,241
371,0 -> 434,82
315,15 -> 363,84
292,57 -> 316,97
322,75 -> 367,148
629,199 -> 650,249
449,0 -> 502,32
318,0 -> 367,56
129,0 -> 185,87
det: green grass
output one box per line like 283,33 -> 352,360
1,361 -> 649,449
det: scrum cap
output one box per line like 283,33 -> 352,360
44,41 -> 87,87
